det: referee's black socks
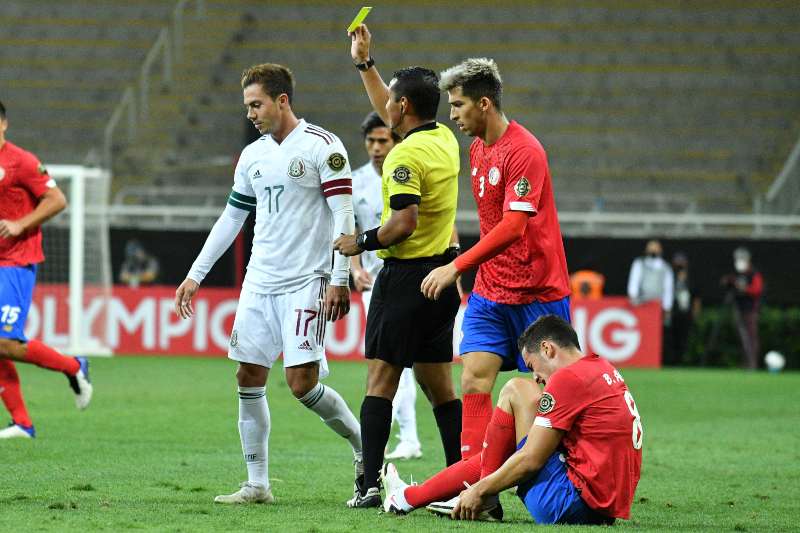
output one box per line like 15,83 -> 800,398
360,395 -> 393,491
433,398 -> 463,466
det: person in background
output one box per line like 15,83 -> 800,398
569,267 -> 604,301
667,252 -> 700,365
721,247 -> 763,370
0,98 -> 93,440
119,239 -> 160,288
627,240 -> 674,323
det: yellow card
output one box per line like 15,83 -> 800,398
347,6 -> 372,33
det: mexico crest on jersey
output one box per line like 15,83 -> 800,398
514,177 -> 530,197
392,166 -> 411,184
327,153 -> 346,172
288,157 -> 306,179
488,167 -> 500,186
538,392 -> 555,414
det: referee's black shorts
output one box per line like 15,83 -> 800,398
365,256 -> 461,368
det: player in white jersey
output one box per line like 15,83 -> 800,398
351,112 -> 422,461
174,63 -> 363,505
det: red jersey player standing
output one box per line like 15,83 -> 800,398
421,58 -> 571,460
0,100 -> 93,440
382,315 -> 643,525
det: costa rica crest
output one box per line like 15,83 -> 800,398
288,157 -> 306,178
488,166 -> 500,186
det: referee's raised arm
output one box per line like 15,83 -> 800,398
349,25 -> 391,126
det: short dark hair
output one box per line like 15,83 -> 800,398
517,315 -> 580,355
439,58 -> 503,110
241,63 -> 295,105
0,100 -> 6,119
360,111 -> 401,142
390,66 -> 440,121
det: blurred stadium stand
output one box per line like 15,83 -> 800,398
2,0 -> 799,236
0,0 -> 175,163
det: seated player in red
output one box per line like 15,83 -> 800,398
381,315 -> 643,525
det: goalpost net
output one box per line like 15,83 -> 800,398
32,165 -> 113,356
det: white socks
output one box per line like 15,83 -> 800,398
238,386 -> 270,489
299,382 -> 362,455
392,369 -> 420,446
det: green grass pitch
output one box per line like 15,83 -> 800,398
1,357 -> 798,532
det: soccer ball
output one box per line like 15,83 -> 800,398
764,351 -> 786,373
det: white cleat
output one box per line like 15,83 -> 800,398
381,463 -> 412,514
67,357 -> 93,410
427,494 -> 504,522
214,482 -> 274,504
0,423 -> 36,439
385,440 -> 422,460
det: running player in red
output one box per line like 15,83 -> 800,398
0,100 -> 93,440
381,315 -> 643,525
421,58 -> 571,460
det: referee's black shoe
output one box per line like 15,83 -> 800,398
346,474 -> 382,508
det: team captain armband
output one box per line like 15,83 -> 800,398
228,190 -> 256,212
321,178 -> 352,197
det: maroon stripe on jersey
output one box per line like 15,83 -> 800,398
315,278 -> 323,345
306,125 -> 333,143
305,129 -> 332,144
322,187 -> 352,197
321,178 -> 352,190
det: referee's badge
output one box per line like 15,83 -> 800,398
514,176 -> 531,197
288,157 -> 306,179
327,153 -> 346,172
488,167 -> 500,186
538,392 -> 555,414
392,166 -> 412,184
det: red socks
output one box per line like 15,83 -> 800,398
405,453 -> 482,508
480,407 -> 517,479
402,407 -> 518,510
461,393 -> 493,459
0,360 -> 33,427
24,340 -> 79,375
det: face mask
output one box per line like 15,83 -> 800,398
735,259 -> 748,273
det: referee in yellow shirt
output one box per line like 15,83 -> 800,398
335,24 -> 462,508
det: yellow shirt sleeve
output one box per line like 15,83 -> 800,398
383,145 -> 423,198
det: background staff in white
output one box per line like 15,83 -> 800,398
351,111 -> 422,460
627,240 -> 674,321
174,63 -> 362,505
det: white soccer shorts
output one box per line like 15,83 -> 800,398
228,278 -> 330,378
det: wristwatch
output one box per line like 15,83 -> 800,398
445,243 -> 461,261
354,57 -> 375,72
356,232 -> 368,249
